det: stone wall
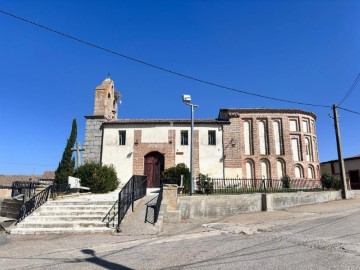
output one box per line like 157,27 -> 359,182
83,116 -> 105,164
175,190 -> 345,220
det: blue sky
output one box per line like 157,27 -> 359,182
0,1 -> 359,175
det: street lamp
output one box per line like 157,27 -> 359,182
182,94 -> 199,195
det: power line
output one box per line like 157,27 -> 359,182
0,8 -> 331,108
338,72 -> 360,106
338,106 -> 360,116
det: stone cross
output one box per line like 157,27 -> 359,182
71,141 -> 85,168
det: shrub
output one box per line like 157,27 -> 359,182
281,175 -> 291,189
320,173 -> 341,190
73,162 -> 119,193
161,163 -> 190,193
196,173 -> 213,194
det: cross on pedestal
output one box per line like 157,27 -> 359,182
71,141 -> 85,168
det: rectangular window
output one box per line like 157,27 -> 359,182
181,130 -> 188,145
289,119 -> 298,132
302,119 -> 309,133
208,130 -> 216,145
119,131 -> 126,145
244,120 -> 254,155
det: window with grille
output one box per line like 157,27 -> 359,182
208,130 -> 216,145
181,130 -> 188,145
119,131 -> 126,145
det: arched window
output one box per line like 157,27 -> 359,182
305,137 -> 313,162
291,136 -> 301,161
277,158 -> 286,179
245,160 -> 254,180
259,120 -> 269,155
294,164 -> 304,179
244,120 -> 253,155
273,120 -> 284,155
308,166 -> 315,179
261,159 -> 271,179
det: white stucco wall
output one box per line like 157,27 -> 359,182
102,126 -> 135,183
102,123 -> 225,182
198,126 -> 223,177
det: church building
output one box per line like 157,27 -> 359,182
83,77 -> 320,188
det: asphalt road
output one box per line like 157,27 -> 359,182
2,195 -> 360,269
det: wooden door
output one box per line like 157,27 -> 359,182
144,152 -> 164,188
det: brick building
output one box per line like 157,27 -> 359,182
83,77 -> 320,188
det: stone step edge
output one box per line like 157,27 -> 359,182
9,228 -> 115,235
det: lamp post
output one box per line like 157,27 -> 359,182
182,94 -> 199,195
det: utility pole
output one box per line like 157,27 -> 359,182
332,104 -> 348,199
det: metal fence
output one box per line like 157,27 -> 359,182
196,178 -> 323,195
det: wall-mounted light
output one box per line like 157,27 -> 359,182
231,138 -> 236,147
134,139 -> 139,146
169,139 -> 173,144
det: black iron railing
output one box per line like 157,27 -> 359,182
12,181 -> 38,197
145,184 -> 164,224
103,175 -> 148,231
16,183 -> 71,223
17,185 -> 52,222
117,175 -> 147,231
51,183 -> 71,196
195,178 -> 323,195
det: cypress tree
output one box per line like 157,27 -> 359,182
55,119 -> 77,184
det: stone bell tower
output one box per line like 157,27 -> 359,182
93,75 -> 120,120
83,75 -> 121,163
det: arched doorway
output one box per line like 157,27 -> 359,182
144,152 -> 165,188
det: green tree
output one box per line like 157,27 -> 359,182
55,119 -> 77,184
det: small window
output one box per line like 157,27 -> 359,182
290,119 -> 298,131
208,130 -> 216,145
181,130 -> 188,145
119,131 -> 126,145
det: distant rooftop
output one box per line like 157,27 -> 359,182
320,154 -> 360,164
219,108 -> 316,119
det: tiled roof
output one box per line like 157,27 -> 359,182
103,119 -> 230,125
219,108 -> 316,119
320,154 -> 360,164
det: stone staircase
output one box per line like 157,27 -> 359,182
0,198 -> 22,219
9,195 -> 117,235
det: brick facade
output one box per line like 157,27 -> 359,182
219,109 -> 319,180
132,130 -> 176,175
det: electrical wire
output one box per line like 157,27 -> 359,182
338,72 -> 360,106
338,106 -> 360,116
0,9 -> 331,108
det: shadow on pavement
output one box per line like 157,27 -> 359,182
81,249 -> 133,270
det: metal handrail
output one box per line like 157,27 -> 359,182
17,185 -> 51,223
115,175 -> 147,232
16,183 -> 71,223
102,175 -> 148,230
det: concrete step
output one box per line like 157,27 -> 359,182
32,210 -> 112,216
23,216 -> 106,222
37,205 -> 112,211
48,201 -> 115,206
16,221 -> 107,228
10,227 -> 114,235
